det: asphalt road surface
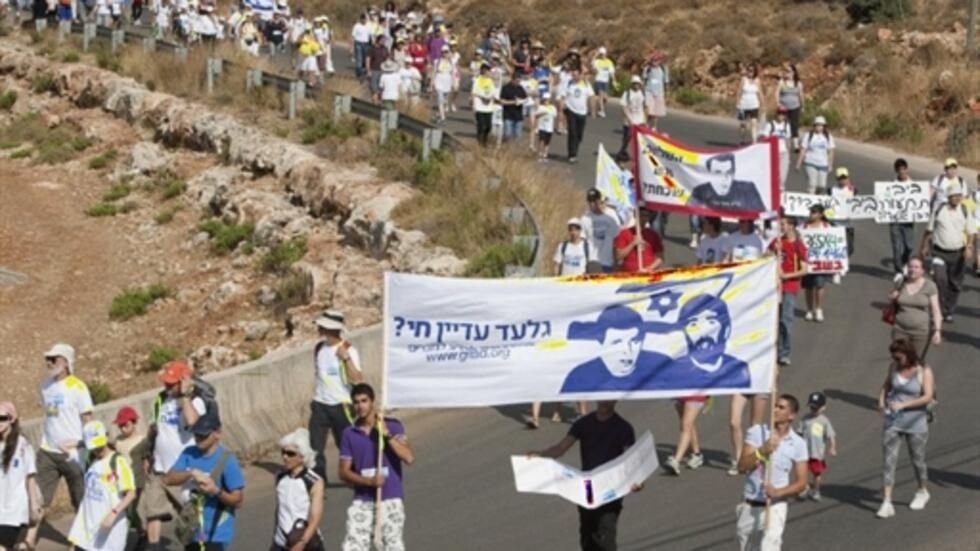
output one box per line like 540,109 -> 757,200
42,43 -> 980,551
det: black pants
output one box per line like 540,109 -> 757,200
578,502 -> 621,551
0,525 -> 26,549
308,401 -> 351,480
788,107 -> 801,139
565,109 -> 587,159
932,247 -> 966,317
131,1 -> 142,22
475,112 -> 493,146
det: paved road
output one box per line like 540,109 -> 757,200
42,43 -> 980,550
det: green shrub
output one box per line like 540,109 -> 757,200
95,48 -> 121,72
154,206 -> 180,225
35,140 -> 77,164
31,73 -> 56,94
259,238 -> 307,274
9,148 -> 32,159
198,219 -> 254,255
109,284 -> 172,320
144,346 -> 179,372
465,241 -> 533,278
88,149 -> 118,170
801,102 -> 843,130
0,139 -> 20,150
71,136 -> 94,151
61,52 -> 80,63
85,202 -> 119,217
102,182 -> 131,202
88,381 -> 112,405
0,113 -> 87,165
845,0 -> 912,24
274,271 -> 312,308
674,87 -> 711,107
160,178 -> 187,200
298,108 -> 363,143
870,113 -> 923,144
0,90 -> 16,111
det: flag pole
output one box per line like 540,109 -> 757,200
635,205 -> 644,272
374,273 -> 391,548
763,213 -> 782,532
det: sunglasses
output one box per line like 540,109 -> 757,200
281,449 -> 299,458
0,416 -> 11,422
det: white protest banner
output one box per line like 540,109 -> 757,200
874,181 -> 931,223
781,192 -> 836,218
800,226 -> 849,274
633,126 -> 779,219
596,143 -> 636,222
845,195 -> 879,220
383,260 -> 778,408
511,431 -> 659,509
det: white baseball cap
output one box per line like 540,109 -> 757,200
44,343 -> 76,373
567,217 -> 582,228
598,46 -> 607,55
83,420 -> 109,449
814,116 -> 827,126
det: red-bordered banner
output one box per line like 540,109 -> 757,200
631,126 -> 780,220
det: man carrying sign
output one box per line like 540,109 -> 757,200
889,158 -> 916,283
529,401 -> 642,551
614,207 -> 664,273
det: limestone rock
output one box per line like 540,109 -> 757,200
240,320 -> 272,341
127,142 -> 175,175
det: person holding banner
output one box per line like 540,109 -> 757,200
696,217 -> 729,265
773,217 -> 808,366
582,189 -> 622,273
801,205 -> 832,322
888,158 -> 916,283
528,401 -> 642,551
928,158 -> 966,212
613,207 -> 663,273
828,167 -> 856,285
724,219 -> 767,263
339,383 -> 415,551
735,394 -> 808,551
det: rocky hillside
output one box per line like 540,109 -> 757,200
0,41 -> 464,414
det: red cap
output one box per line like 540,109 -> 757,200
158,360 -> 193,385
114,406 -> 139,426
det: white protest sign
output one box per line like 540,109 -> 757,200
511,431 -> 659,509
845,195 -> 879,220
781,192 -> 835,218
874,181 -> 930,223
800,226 -> 849,274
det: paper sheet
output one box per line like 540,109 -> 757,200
511,431 -> 659,509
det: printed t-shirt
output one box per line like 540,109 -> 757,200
725,232 -> 766,262
553,240 -> 592,276
68,453 -> 136,551
153,396 -> 207,473
0,436 -> 37,526
40,375 -> 94,461
697,233 -> 729,264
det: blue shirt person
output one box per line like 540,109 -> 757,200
164,411 -> 245,549
690,153 -> 766,213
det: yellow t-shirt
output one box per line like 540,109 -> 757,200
593,58 -> 615,83
472,76 -> 498,113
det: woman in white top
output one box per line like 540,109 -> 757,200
795,116 -> 836,194
272,429 -> 324,551
433,45 -> 455,122
736,63 -> 762,145
0,402 -> 40,551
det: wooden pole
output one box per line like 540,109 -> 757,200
635,206 -> 644,272
373,410 -> 385,548
374,272 -> 392,548
763,215 -> 783,532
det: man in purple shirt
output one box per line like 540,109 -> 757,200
339,383 -> 415,550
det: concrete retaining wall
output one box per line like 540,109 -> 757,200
21,324 -> 384,458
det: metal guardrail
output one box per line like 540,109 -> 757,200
27,16 -> 542,276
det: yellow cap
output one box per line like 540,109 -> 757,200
835,167 -> 849,178
944,157 -> 957,168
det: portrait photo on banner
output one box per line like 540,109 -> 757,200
383,260 -> 779,408
631,127 -> 780,219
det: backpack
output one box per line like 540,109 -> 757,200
174,450 -> 230,546
152,376 -> 219,428
559,240 -> 590,275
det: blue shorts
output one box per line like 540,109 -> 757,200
594,81 -> 610,94
802,274 -> 827,289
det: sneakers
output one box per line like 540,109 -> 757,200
815,309 -> 824,322
808,490 -> 822,502
689,235 -> 699,249
568,157 -> 578,164
909,490 -> 930,510
726,458 -> 739,476
685,452 -> 704,470
777,357 -> 791,366
805,311 -> 814,321
663,455 -> 681,475
876,500 -> 895,518
832,273 -> 842,285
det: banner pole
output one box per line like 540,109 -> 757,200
635,205 -> 644,272
764,216 -> 782,532
374,272 -> 391,548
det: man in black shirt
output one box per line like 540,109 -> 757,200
499,70 -> 528,143
529,401 -> 643,551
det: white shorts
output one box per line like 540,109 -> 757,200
736,501 -> 787,551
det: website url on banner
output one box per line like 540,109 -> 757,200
422,345 -> 512,363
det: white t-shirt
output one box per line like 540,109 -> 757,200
535,104 -> 557,133
351,22 -> 371,43
40,375 -> 94,461
95,0 -> 109,16
379,72 -> 402,102
763,120 -> 791,154
153,396 -> 207,473
582,209 -> 621,267
738,77 -> 761,110
399,67 -> 422,96
592,58 -> 615,83
725,232 -> 766,262
68,453 -> 135,551
802,132 -> 835,168
0,436 -> 36,526
696,233 -> 729,264
621,89 -> 645,126
313,342 -> 363,406
562,81 -> 594,116
742,425 -> 807,502
553,240 -> 593,276
274,469 -> 322,547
